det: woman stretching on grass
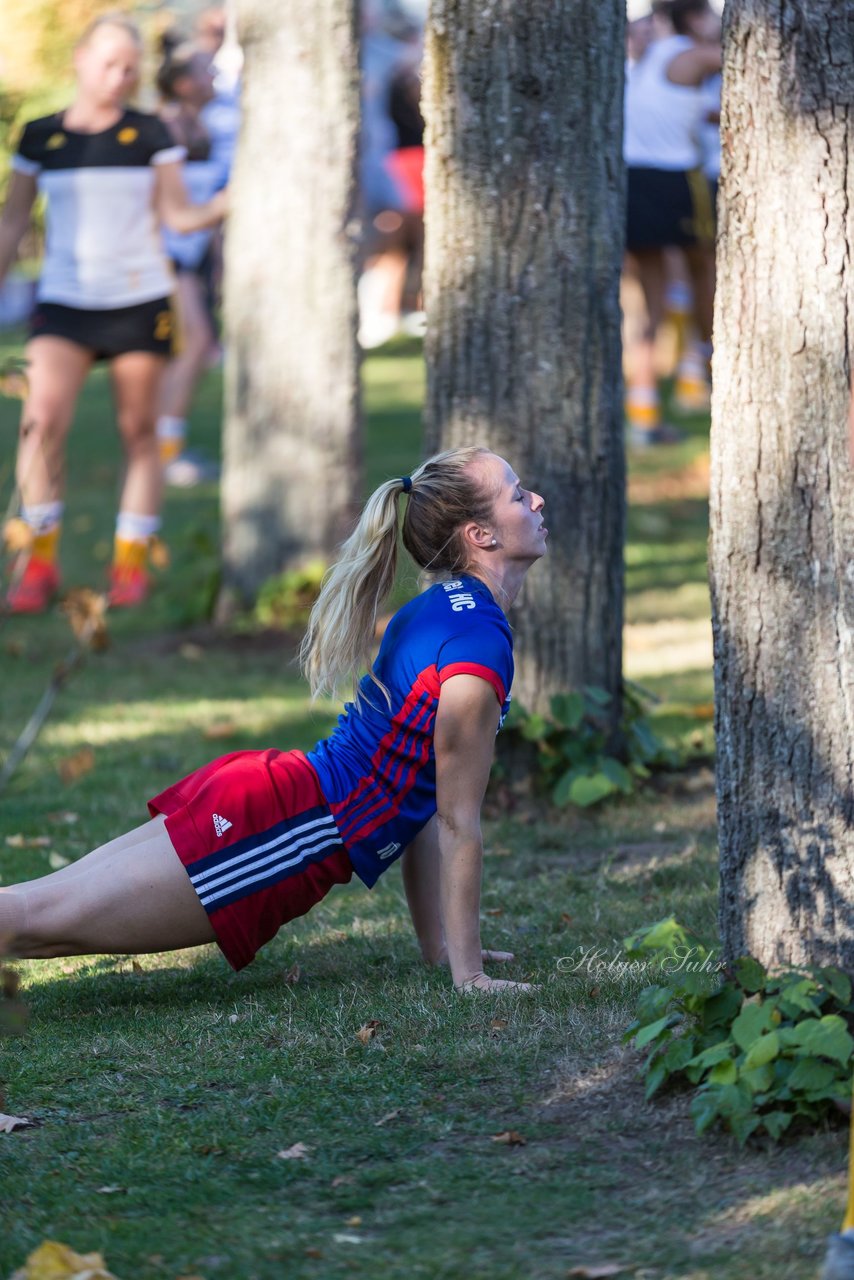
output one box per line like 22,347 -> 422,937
0,447 -> 547,993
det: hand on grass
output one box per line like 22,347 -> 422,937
455,972 -> 538,994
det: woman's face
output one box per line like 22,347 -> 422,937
75,26 -> 141,108
473,452 -> 548,567
181,54 -> 217,107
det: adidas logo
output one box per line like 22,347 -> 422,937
212,813 -> 233,837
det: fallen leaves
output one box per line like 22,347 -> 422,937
10,1242 -> 119,1280
276,1141 -> 311,1160
355,1019 -> 382,1045
5,834 -> 50,849
203,721 -> 241,741
491,1129 -> 527,1146
0,1112 -> 31,1133
567,1265 -> 627,1278
62,589 -> 109,652
3,517 -> 34,553
373,1108 -> 400,1127
58,747 -> 95,786
0,357 -> 30,400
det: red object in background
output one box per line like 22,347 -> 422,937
384,146 -> 424,215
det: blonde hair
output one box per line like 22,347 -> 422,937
76,12 -> 143,50
300,446 -> 495,702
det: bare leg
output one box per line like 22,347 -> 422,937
110,351 -> 166,517
0,817 -> 215,959
16,337 -> 94,505
158,274 -> 215,422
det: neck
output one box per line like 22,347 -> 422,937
464,561 -> 528,613
65,97 -> 125,130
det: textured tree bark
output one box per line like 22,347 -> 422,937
421,0 -> 626,720
219,0 -> 361,609
711,0 -> 854,967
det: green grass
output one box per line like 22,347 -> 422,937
0,341 -> 844,1280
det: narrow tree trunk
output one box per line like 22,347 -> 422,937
422,0 -> 626,720
711,0 -> 854,968
219,0 -> 361,609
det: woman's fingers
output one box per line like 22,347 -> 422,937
457,973 -> 538,994
481,948 -> 514,962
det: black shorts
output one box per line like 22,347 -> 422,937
28,296 -> 175,361
626,166 -> 716,251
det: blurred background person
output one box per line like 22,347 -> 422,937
0,13 -> 226,613
622,0 -> 722,447
358,0 -> 425,349
156,38 -> 227,487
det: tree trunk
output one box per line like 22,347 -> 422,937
219,0 -> 361,610
422,0 -> 626,720
711,0 -> 854,968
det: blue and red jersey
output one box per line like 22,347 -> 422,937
307,574 -> 514,888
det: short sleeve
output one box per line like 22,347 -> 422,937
145,115 -> 187,166
13,121 -> 42,177
436,618 -> 514,707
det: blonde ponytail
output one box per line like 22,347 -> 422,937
300,446 -> 494,703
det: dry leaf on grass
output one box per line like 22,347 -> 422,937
59,747 -> 95,786
0,1112 -> 31,1133
355,1019 -> 382,1045
5,834 -> 50,849
3,518 -> 34,553
485,907 -> 504,917
283,962 -> 301,986
277,1141 -> 311,1160
0,358 -> 30,400
204,722 -> 241,740
374,1108 -> 400,1127
567,1265 -> 628,1278
491,1130 -> 527,1146
47,811 -> 79,825
147,536 -> 170,569
62,589 -> 109,652
330,1174 -> 354,1188
304,1249 -> 324,1260
9,1240 -> 120,1280
490,1018 -> 508,1031
95,1186 -> 126,1195
344,1216 -> 362,1228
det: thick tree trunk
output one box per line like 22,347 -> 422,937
421,1 -> 626,719
711,0 -> 854,968
219,0 -> 361,609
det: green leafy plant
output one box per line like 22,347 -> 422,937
254,560 -> 326,629
499,682 -> 680,808
623,917 -> 854,1145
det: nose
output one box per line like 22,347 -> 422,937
530,490 -> 544,512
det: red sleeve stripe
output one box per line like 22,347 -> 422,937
438,662 -> 506,705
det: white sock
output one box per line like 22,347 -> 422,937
115,512 -> 161,542
21,500 -> 64,533
156,415 -> 187,444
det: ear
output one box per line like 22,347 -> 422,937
462,520 -> 494,552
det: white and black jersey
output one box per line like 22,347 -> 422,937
14,109 -> 185,309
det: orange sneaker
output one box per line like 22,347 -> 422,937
108,564 -> 150,608
6,555 -> 61,614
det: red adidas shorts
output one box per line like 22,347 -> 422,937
148,749 -> 353,971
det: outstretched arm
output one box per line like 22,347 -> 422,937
401,815 -> 515,968
433,674 -> 534,993
155,161 -> 228,235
